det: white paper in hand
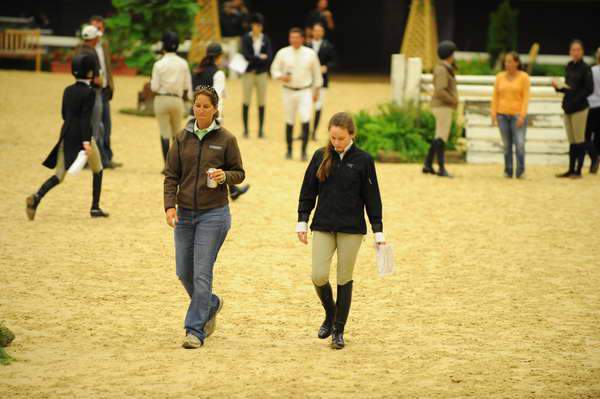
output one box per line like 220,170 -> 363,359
67,150 -> 88,176
229,53 -> 249,74
376,244 -> 395,277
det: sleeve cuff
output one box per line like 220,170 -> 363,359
374,232 -> 385,243
296,222 -> 308,233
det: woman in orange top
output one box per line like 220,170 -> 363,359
491,52 -> 531,178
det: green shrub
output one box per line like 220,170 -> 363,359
353,103 -> 459,162
106,0 -> 199,75
487,0 -> 519,67
530,63 -> 565,77
456,58 -> 494,76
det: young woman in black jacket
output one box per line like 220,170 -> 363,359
553,39 -> 594,178
296,112 -> 385,349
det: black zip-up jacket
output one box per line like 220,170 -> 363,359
556,60 -> 594,114
298,145 -> 383,235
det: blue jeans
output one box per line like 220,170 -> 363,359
175,205 -> 231,341
497,114 -> 527,176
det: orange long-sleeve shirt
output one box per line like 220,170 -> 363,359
491,71 -> 531,117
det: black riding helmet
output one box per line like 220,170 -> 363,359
162,31 -> 179,52
437,40 -> 457,60
71,53 -> 96,79
206,42 -> 223,57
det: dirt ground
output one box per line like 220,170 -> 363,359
1,70 -> 600,398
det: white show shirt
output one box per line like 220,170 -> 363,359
588,65 -> 600,109
150,52 -> 193,100
252,33 -> 263,56
213,70 -> 226,121
294,140 -> 385,243
312,39 -> 322,56
270,45 -> 323,89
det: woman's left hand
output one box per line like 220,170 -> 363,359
516,116 -> 525,128
376,241 -> 386,248
208,169 -> 226,184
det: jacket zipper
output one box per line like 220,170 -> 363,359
193,137 -> 202,210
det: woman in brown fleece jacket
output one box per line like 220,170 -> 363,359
163,86 -> 245,349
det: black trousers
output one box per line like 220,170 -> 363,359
585,107 -> 600,159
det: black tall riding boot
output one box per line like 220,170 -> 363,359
422,140 -> 437,174
314,283 -> 336,339
258,106 -> 265,138
332,280 -> 353,349
557,144 -> 576,177
301,122 -> 310,161
242,104 -> 249,137
435,139 -> 453,178
312,110 -> 322,141
573,143 -> 586,178
26,175 -> 60,220
161,138 -> 170,161
91,171 -> 109,217
285,124 -> 294,159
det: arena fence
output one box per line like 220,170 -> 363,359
391,54 -> 569,165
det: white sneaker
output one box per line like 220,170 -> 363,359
204,297 -> 224,337
182,334 -> 203,349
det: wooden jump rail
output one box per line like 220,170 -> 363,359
0,29 -> 44,72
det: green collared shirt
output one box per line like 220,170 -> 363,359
193,120 -> 218,141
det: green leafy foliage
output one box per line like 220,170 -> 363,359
456,58 -> 494,76
105,0 -> 199,75
352,103 -> 459,162
487,0 -> 519,67
457,58 -> 564,77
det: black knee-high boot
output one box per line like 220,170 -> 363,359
574,143 -> 586,177
258,106 -> 265,138
91,171 -> 109,217
422,140 -> 437,174
26,175 -> 60,220
435,139 -> 453,178
557,144 -> 576,177
301,122 -> 310,161
314,283 -> 336,339
285,124 -> 293,159
332,280 -> 353,349
243,104 -> 249,137
161,138 -> 170,162
312,110 -> 322,141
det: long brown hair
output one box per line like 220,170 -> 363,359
316,112 -> 356,182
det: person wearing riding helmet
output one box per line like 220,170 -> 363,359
422,40 -> 459,178
192,43 -> 250,200
26,53 -> 109,220
151,31 -> 193,173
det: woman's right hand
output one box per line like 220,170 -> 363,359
491,113 -> 497,126
166,208 -> 178,228
297,232 -> 308,245
83,142 -> 92,156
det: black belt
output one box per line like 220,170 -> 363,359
284,85 -> 312,91
156,93 -> 180,97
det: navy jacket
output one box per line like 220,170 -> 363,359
240,32 -> 273,74
307,39 -> 337,88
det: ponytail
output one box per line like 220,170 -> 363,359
316,112 -> 356,182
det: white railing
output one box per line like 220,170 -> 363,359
390,54 -> 569,165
